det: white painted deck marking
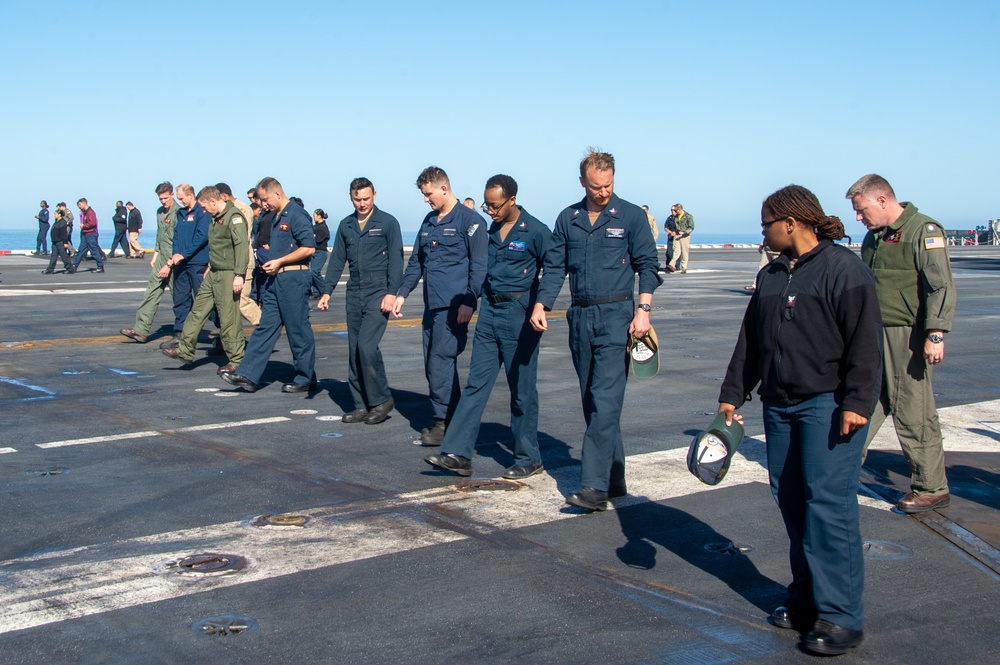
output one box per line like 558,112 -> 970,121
35,417 -> 291,449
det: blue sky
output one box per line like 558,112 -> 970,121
3,1 -> 997,236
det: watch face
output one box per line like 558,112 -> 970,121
928,334 -> 944,343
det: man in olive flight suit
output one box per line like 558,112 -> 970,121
161,186 -> 249,372
848,174 -> 956,514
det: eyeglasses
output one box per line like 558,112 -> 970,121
481,198 -> 511,214
761,216 -> 787,229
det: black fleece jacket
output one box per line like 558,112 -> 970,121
720,240 -> 883,417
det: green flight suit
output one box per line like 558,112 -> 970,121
176,201 -> 250,364
862,202 -> 956,496
132,200 -> 179,335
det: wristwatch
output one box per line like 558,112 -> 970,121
637,304 -> 651,312
927,333 -> 944,343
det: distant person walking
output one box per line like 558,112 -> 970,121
109,200 -> 130,258
69,198 -> 104,274
126,202 -> 144,258
42,206 -> 72,273
309,209 -> 330,298
642,205 -> 657,241
666,203 -> 694,273
34,201 -> 50,254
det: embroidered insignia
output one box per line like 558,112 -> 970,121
786,294 -> 797,307
884,230 -> 903,243
231,217 -> 244,224
927,225 -> 935,231
508,240 -> 526,252
610,208 -> 617,215
279,223 -> 290,232
519,221 -> 526,229
468,223 -> 480,237
368,228 -> 383,236
573,210 -> 579,217
606,227 -> 625,239
187,214 -> 195,222
924,236 -> 945,250
443,227 -> 457,237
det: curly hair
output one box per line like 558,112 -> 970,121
762,185 -> 846,241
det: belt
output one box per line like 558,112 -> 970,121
572,293 -> 633,307
276,264 -> 310,274
487,291 -> 526,305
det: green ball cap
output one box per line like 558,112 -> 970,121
686,412 -> 746,485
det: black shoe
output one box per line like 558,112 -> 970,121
220,371 -> 257,392
342,408 -> 369,423
66,267 -> 76,274
95,267 -> 105,273
566,487 -> 609,511
503,462 -> 544,480
802,620 -> 863,655
424,453 -> 472,476
159,337 -> 179,349
608,482 -> 628,498
42,269 -> 54,274
281,380 -> 315,393
420,419 -> 447,446
769,605 -> 816,631
364,397 -> 394,425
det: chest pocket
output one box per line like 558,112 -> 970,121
567,240 -> 587,272
431,232 -> 465,260
601,233 -> 628,270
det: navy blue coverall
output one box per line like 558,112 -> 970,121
170,203 -> 210,334
236,202 -> 317,387
440,208 -> 551,467
324,207 -> 403,409
397,203 -> 487,421
535,193 -> 662,492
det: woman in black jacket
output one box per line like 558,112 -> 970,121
718,185 -> 882,656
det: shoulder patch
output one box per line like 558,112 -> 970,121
924,236 -> 945,250
232,215 -> 244,225
468,223 -> 479,237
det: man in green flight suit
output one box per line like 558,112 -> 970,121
161,185 -> 249,373
120,182 -> 180,344
848,173 -> 956,513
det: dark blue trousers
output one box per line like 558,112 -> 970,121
72,234 -> 104,269
172,263 -> 206,334
110,228 -> 130,256
37,225 -> 49,253
441,297 -> 542,466
345,292 -> 391,408
567,300 -> 632,492
763,392 -> 867,632
422,307 -> 468,421
237,270 -> 315,386
309,249 -> 328,297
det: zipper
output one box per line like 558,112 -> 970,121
773,266 -> 793,402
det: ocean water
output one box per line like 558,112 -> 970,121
0,227 -> 763,251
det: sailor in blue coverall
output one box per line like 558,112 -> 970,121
393,167 -> 487,446
424,174 -> 551,478
531,150 -> 661,511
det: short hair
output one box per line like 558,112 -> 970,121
247,188 -> 256,197
579,147 -> 615,177
416,166 -> 450,189
314,208 -> 328,220
57,201 -> 66,208
289,196 -> 304,208
197,186 -> 222,201
673,203 -> 684,209
257,176 -> 283,193
215,182 -> 234,197
350,177 -> 375,194
177,183 -> 195,196
485,174 -> 518,199
155,181 -> 174,195
845,173 -> 897,201
763,184 -> 846,242
125,201 -> 134,207
641,205 -> 649,211
77,198 -> 88,205
116,200 -> 123,207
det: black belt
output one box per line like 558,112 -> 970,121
572,294 -> 633,307
487,291 -> 526,305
